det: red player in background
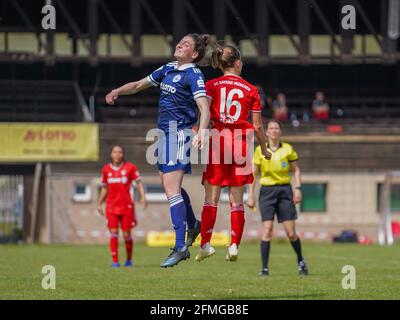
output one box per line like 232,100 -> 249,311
196,43 -> 271,262
97,145 -> 147,268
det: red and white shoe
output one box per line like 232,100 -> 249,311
225,243 -> 238,262
195,242 -> 216,262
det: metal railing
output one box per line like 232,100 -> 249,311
0,175 -> 23,243
0,0 -> 398,65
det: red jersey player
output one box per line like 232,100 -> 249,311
196,44 -> 271,262
97,145 -> 147,268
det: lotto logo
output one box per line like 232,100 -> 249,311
160,82 -> 176,93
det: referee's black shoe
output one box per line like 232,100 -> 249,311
259,268 -> 269,277
298,260 -> 308,276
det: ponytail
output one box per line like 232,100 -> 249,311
211,42 -> 241,70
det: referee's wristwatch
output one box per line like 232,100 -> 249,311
295,186 -> 302,190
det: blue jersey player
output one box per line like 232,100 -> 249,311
105,34 -> 211,268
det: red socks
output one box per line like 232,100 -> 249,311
110,231 -> 134,263
200,203 -> 218,247
124,235 -> 133,261
230,204 -> 245,246
110,232 -> 119,263
200,203 -> 245,246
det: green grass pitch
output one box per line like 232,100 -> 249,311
1,242 -> 399,300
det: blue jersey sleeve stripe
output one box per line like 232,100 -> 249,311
148,75 -> 159,87
193,92 -> 207,99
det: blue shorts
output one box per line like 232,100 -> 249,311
156,128 -> 192,174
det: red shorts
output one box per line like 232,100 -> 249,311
202,163 -> 254,187
202,127 -> 254,187
106,209 -> 137,231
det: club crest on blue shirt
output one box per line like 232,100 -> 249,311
172,75 -> 181,83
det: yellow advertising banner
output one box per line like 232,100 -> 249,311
146,231 -> 230,247
0,123 -> 99,162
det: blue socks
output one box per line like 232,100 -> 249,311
168,189 -> 197,250
181,188 -> 196,229
168,194 -> 187,251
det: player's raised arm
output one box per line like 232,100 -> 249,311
105,77 -> 153,105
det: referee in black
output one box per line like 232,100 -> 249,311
247,120 -> 308,276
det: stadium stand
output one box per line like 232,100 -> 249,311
0,80 -> 92,122
88,87 -> 160,123
92,86 -> 400,123
1,0 -> 400,247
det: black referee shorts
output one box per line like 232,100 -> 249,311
259,184 -> 297,223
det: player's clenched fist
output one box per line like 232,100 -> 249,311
105,89 -> 119,105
